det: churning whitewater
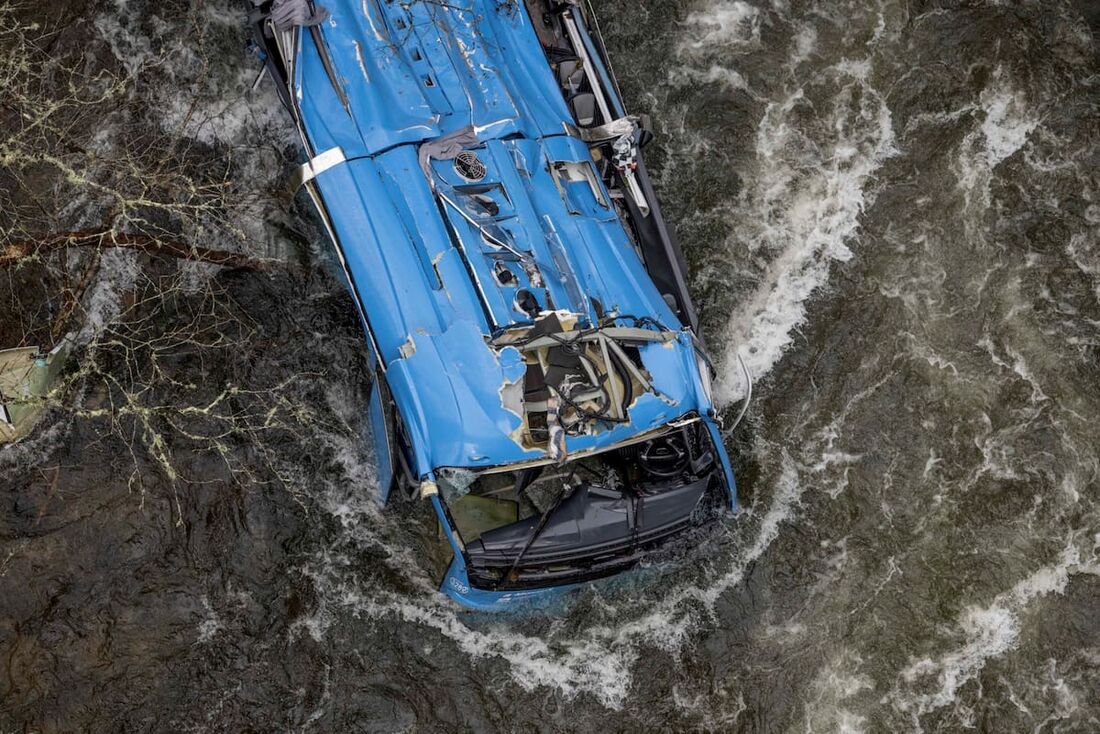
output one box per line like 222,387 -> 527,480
1,0 -> 1099,731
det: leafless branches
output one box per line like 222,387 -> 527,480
0,2 -> 329,521
1,227 -> 270,271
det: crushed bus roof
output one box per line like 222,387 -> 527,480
289,0 -> 714,470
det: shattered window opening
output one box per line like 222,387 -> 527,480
493,311 -> 675,452
438,417 -> 724,589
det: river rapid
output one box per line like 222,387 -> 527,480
2,0 -> 1099,731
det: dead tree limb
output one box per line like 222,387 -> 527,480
1,229 -> 272,271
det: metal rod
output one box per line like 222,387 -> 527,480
561,11 -> 613,125
437,192 -> 528,261
729,352 -> 753,432
599,334 -> 623,419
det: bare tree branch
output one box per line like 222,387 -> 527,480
2,227 -> 272,270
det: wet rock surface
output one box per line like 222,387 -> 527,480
2,0 -> 1099,731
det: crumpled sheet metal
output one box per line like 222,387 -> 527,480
293,0 -> 574,157
294,0 -> 712,472
383,321 -> 700,471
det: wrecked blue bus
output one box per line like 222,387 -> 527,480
244,0 -> 746,609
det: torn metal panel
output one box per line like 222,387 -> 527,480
290,0 -> 573,158
380,308 -> 698,473
0,340 -> 70,444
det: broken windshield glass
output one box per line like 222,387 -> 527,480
440,416 -> 716,545
438,416 -> 726,590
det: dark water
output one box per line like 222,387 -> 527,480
2,0 -> 1099,731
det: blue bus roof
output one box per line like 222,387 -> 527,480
292,0 -> 711,471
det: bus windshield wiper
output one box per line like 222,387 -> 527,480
502,476 -> 578,586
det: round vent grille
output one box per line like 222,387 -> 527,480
453,151 -> 486,181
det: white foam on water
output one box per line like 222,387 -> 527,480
791,26 -> 818,67
668,64 -> 751,94
0,419 -> 71,474
700,452 -> 803,607
195,595 -> 224,644
979,84 -> 1039,167
293,424 -> 816,707
162,72 -> 280,147
714,58 -> 897,404
1030,658 -> 1083,733
955,71 -> 1039,210
361,593 -> 637,702
94,1 -> 299,262
95,0 -> 296,157
887,543 -> 1096,721
801,650 -> 875,733
677,1 -> 763,55
74,249 -> 142,344
672,686 -> 748,729
93,0 -> 162,76
1066,229 -> 1100,304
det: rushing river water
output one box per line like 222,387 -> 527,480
2,0 -> 1099,731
